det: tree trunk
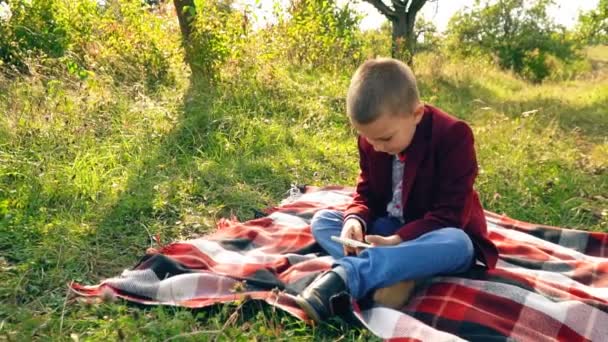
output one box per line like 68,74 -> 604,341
174,0 -> 195,43
364,0 -> 426,65
404,12 -> 416,65
173,0 -> 199,74
391,11 -> 416,65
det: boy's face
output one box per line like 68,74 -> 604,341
352,105 -> 424,155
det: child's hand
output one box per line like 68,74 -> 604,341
365,234 -> 402,246
341,218 -> 364,256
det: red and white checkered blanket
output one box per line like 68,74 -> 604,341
71,186 -> 608,341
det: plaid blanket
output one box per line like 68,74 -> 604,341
70,186 -> 608,341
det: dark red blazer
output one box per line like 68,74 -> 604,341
345,104 -> 498,269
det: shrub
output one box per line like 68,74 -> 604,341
0,0 -> 179,89
186,0 -> 249,80
445,0 -> 581,82
575,0 -> 608,45
275,0 -> 363,69
0,0 -> 70,74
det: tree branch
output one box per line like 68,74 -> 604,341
391,0 -> 407,10
173,0 -> 196,43
407,0 -> 426,15
363,0 -> 397,20
415,27 -> 429,40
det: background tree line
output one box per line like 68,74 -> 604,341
0,0 -> 606,85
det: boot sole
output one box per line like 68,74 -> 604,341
294,295 -> 322,324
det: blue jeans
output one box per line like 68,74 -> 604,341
310,209 -> 475,299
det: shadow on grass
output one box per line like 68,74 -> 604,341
86,79 -> 294,274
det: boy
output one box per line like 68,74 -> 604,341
294,58 -> 498,323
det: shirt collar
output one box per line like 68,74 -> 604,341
397,152 -> 407,163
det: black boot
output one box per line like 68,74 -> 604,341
294,270 -> 351,323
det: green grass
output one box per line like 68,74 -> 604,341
1,45 -> 607,340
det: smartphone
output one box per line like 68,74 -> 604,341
331,235 -> 372,249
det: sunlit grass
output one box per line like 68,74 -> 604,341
1,46 -> 607,340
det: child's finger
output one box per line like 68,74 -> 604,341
365,235 -> 383,246
343,244 -> 352,255
352,228 -> 364,242
365,235 -> 376,245
344,246 -> 355,256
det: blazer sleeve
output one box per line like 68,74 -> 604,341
344,136 -> 372,228
396,121 -> 478,241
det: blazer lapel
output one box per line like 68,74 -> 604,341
401,108 -> 432,209
375,149 -> 393,202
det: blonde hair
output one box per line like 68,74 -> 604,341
346,58 -> 420,124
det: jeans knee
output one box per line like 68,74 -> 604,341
442,228 -> 474,264
311,209 -> 342,238
311,209 -> 337,226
